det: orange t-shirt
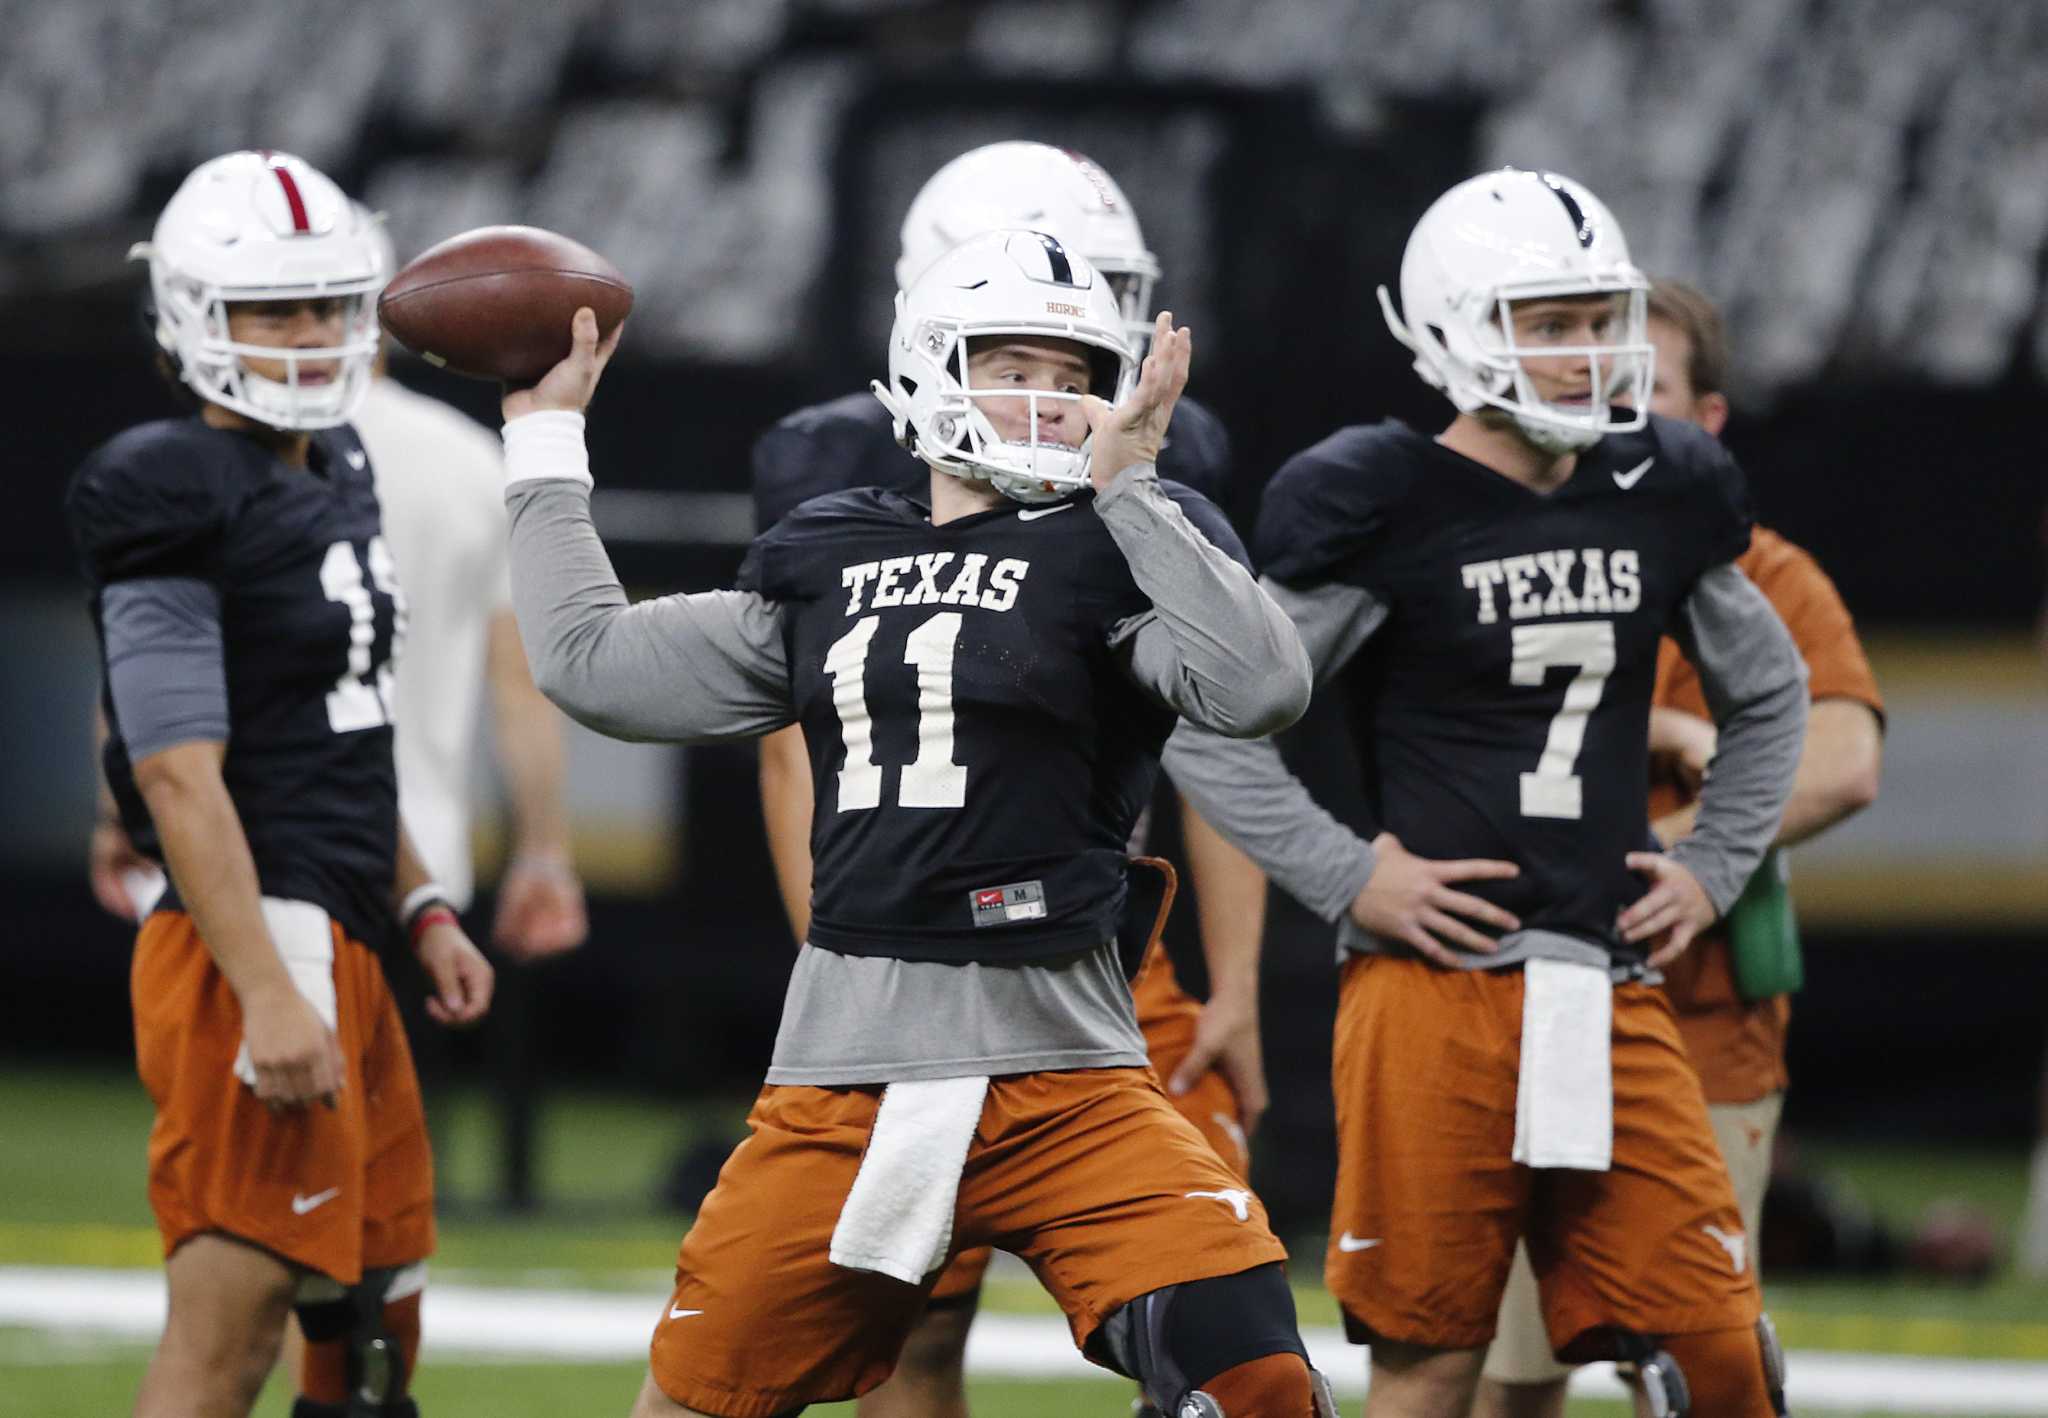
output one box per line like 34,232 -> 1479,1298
1651,526 -> 1883,1104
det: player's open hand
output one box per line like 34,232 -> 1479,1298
492,853 -> 588,962
1081,310 -> 1190,491
1170,988 -> 1268,1142
242,982 -> 345,1110
417,919 -> 496,1026
502,307 -> 625,423
1619,851 -> 1716,967
1349,832 -> 1521,967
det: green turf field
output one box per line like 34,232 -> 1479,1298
5,1064 -> 2046,1415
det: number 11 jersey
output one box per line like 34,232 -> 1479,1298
738,481 -> 1249,965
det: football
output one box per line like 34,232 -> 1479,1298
377,225 -> 633,383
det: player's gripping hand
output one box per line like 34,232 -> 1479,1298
1619,852 -> 1716,967
1348,832 -> 1521,968
1170,991 -> 1268,1140
1081,310 -> 1190,491
242,982 -> 346,1110
418,918 -> 496,1026
502,307 -> 626,423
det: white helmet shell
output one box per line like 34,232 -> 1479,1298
872,228 -> 1134,504
1378,168 -> 1653,453
134,150 -> 383,431
897,142 -> 1161,350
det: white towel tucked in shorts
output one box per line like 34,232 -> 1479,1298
829,1075 -> 990,1284
1512,958 -> 1613,1171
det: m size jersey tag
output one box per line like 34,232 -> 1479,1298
970,880 -> 1047,927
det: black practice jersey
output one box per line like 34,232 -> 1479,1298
750,390 -> 1233,531
1256,416 -> 1751,957
738,482 -> 1249,964
68,417 -> 403,949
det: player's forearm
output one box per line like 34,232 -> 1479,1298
1095,466 -> 1310,738
393,818 -> 439,907
1668,565 -> 1809,913
1180,794 -> 1266,998
1162,723 -> 1376,922
135,744 -> 292,1005
485,609 -> 573,859
1774,698 -> 1883,847
501,417 -> 793,743
758,725 -> 815,945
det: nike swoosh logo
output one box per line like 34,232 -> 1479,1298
667,1306 -> 703,1319
1612,456 -> 1653,490
1336,1232 -> 1381,1252
346,449 -> 368,470
1018,503 -> 1075,522
291,1187 -> 341,1215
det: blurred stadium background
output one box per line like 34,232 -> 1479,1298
3,1 -> 2045,1413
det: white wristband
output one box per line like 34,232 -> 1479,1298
502,410 -> 593,489
400,882 -> 450,925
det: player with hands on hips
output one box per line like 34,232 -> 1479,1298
1164,168 -> 1807,1418
499,230 -> 1336,1418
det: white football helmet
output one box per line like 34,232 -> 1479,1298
872,228 -> 1134,504
133,151 -> 383,431
1379,168 -> 1652,454
897,142 -> 1161,351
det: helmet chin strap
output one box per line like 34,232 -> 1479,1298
1513,408 -> 1604,455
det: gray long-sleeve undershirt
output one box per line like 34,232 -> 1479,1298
1094,468 -> 1313,737
1163,561 -> 1808,952
101,576 -> 229,759
505,480 -> 794,744
504,466 -> 1310,747
1662,562 -> 1809,912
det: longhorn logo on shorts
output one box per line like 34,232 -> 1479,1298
1703,1223 -> 1748,1275
1186,1188 -> 1253,1223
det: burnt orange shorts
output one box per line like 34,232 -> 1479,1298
650,1068 -> 1285,1417
924,944 -> 1249,1306
132,908 -> 434,1285
1325,956 -> 1757,1358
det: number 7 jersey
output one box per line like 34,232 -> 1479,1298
1256,416 -> 1752,958
738,481 -> 1250,965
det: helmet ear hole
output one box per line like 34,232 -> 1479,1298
1086,349 -> 1121,398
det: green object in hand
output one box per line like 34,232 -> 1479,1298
1727,847 -> 1802,1001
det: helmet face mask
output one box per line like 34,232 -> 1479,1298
897,142 -> 1162,354
1380,168 -> 1654,454
137,151 -> 383,431
874,229 -> 1134,504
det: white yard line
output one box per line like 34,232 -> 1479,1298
5,1266 -> 2046,1412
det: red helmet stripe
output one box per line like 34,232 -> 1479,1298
265,154 -> 312,233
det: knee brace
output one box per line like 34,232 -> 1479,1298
1757,1314 -> 1789,1416
1631,1318 -> 1789,1418
1616,1334 -> 1691,1418
293,1264 -> 426,1417
1099,1262 -> 1335,1416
